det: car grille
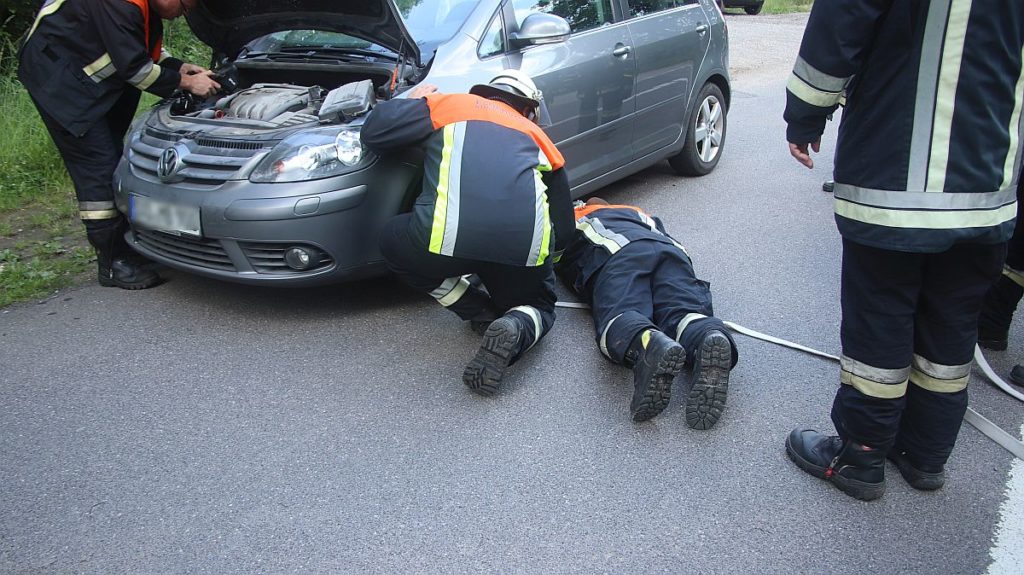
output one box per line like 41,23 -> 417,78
240,243 -> 334,274
128,128 -> 271,190
136,230 -> 235,271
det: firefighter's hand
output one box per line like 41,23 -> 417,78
789,140 -> 820,169
179,70 -> 221,98
406,83 -> 438,99
179,62 -> 209,75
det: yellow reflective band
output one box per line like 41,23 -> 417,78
536,149 -> 552,172
641,329 -> 651,349
841,370 -> 909,399
675,313 -> 707,342
83,53 -> 112,76
436,278 -> 470,307
786,73 -> 842,108
835,198 -> 1017,229
578,221 -> 622,254
135,63 -> 162,91
79,209 -> 119,220
510,305 -> 542,350
429,124 -> 456,254
536,172 -> 551,266
1004,265 -> 1024,289
1003,43 -> 1024,188
599,313 -> 624,359
926,0 -> 973,191
910,370 -> 968,394
26,0 -> 68,41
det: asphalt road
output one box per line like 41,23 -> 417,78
3,13 -> 1024,575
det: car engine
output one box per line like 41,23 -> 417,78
168,78 -> 376,128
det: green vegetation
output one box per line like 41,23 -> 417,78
761,0 -> 814,14
0,17 -> 207,307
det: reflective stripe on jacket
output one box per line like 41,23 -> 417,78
785,0 -> 1024,252
361,93 -> 571,267
557,205 -> 689,294
18,0 -> 182,136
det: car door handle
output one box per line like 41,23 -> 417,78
612,44 -> 631,58
696,23 -> 709,35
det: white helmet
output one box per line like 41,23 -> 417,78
470,69 -> 550,125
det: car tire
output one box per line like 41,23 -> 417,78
669,82 -> 727,177
745,2 -> 764,15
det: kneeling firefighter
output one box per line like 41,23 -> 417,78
361,71 -> 574,395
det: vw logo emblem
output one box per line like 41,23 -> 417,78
157,143 -> 189,182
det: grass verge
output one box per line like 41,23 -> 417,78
764,0 -> 813,14
0,73 -> 93,308
0,20 -> 207,308
722,0 -> 813,14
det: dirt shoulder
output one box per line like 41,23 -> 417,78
726,12 -> 808,88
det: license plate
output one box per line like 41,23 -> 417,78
129,195 -> 201,237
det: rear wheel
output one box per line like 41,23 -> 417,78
669,82 -> 727,176
745,2 -> 764,15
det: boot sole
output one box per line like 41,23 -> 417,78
684,332 -> 731,430
886,453 -> 945,491
98,274 -> 163,290
631,344 -> 685,422
462,318 -> 521,397
785,435 -> 886,501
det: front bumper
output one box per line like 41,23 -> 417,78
114,156 -> 419,287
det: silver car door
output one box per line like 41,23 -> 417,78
623,0 -> 711,159
502,0 -> 637,188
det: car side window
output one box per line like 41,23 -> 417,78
628,0 -> 694,17
511,0 -> 615,34
478,13 -> 506,58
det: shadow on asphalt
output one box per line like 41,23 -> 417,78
152,268 -> 423,318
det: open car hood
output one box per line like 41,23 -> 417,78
188,0 -> 421,65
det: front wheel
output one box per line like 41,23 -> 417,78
669,82 -> 727,176
745,2 -> 764,15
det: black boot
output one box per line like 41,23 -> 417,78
625,329 -> 685,422
86,218 -> 162,290
684,330 -> 733,430
462,313 -> 524,396
978,275 -> 1024,351
886,447 -> 945,491
785,427 -> 886,501
1010,365 -> 1024,387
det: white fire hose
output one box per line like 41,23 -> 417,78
554,301 -> 1024,460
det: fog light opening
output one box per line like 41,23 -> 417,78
284,247 -> 317,270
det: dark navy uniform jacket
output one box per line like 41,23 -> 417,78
785,0 -> 1024,252
18,0 -> 183,137
557,204 -> 689,294
361,92 -> 574,267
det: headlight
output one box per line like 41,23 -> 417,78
249,126 -> 374,183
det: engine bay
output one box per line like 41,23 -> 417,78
168,80 -> 377,128
163,60 -> 399,128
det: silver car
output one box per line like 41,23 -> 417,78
114,0 -> 729,286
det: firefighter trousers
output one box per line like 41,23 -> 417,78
834,238 -> 1006,467
380,213 -> 556,363
31,88 -> 140,228
587,241 -> 737,367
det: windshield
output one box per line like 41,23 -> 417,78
400,0 -> 479,55
241,0 -> 480,61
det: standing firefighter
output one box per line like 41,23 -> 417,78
361,72 -> 574,396
18,0 -> 219,289
784,0 -> 1024,500
556,198 -> 738,426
